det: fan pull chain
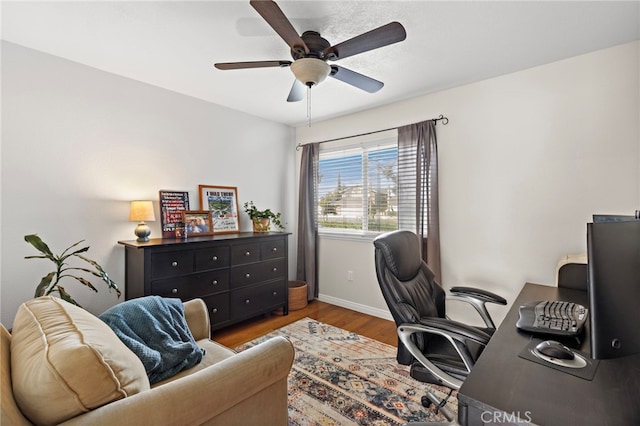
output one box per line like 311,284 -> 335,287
307,86 -> 312,127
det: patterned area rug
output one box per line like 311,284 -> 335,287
235,318 -> 457,425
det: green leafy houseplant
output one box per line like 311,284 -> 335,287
243,201 -> 284,232
24,234 -> 121,307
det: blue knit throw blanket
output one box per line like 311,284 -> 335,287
100,296 -> 205,384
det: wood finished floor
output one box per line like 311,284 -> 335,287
211,300 -> 397,349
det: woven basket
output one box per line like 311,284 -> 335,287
288,280 -> 308,311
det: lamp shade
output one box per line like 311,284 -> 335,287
129,201 -> 155,222
290,58 -> 331,87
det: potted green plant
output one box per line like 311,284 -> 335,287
24,234 -> 121,307
243,201 -> 284,232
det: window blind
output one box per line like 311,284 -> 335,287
317,135 -> 398,234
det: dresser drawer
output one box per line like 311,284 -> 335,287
261,239 -> 285,260
231,281 -> 286,320
231,243 -> 261,265
202,293 -> 230,327
151,270 -> 229,299
230,258 -> 285,288
195,246 -> 230,271
151,251 -> 194,279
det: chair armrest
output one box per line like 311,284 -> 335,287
59,336 -> 295,426
449,286 -> 507,305
397,318 -> 491,390
448,286 -> 507,329
182,298 -> 210,341
397,323 -> 466,390
418,317 -> 491,345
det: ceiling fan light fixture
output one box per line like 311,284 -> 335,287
290,58 -> 331,88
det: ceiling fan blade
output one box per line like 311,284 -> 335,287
330,66 -> 384,93
287,79 -> 305,102
323,22 -> 406,61
250,0 -> 309,55
214,60 -> 291,70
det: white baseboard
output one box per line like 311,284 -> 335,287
316,294 -> 394,321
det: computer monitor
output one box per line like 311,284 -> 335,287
592,211 -> 640,223
586,219 -> 640,359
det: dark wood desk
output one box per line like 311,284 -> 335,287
457,282 -> 640,425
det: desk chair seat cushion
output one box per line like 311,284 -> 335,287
10,296 -> 149,425
411,326 -> 486,383
411,359 -> 468,384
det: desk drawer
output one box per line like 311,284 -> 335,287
230,258 -> 285,288
195,246 -> 230,271
150,251 -> 193,279
151,270 -> 229,299
231,281 -> 286,319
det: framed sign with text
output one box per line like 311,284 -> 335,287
159,190 -> 190,238
198,185 -> 240,234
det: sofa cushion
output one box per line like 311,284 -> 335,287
10,296 -> 150,425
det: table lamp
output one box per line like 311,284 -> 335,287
129,200 -> 156,242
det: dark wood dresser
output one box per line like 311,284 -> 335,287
118,232 -> 289,330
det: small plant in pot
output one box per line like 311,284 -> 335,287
243,201 -> 284,232
24,234 -> 121,307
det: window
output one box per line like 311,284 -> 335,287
316,134 -> 398,235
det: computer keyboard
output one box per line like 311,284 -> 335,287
516,300 -> 588,337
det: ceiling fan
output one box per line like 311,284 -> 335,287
214,0 -> 407,102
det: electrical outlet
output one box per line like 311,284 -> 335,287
347,270 -> 354,281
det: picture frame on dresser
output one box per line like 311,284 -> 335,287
199,185 -> 240,234
182,210 -> 214,236
159,190 -> 190,238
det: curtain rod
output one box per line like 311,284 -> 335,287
295,114 -> 448,151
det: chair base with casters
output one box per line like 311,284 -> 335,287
373,230 -> 507,425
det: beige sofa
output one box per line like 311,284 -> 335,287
1,296 -> 294,426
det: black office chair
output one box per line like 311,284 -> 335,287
373,230 -> 507,423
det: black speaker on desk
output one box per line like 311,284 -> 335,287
587,219 -> 640,359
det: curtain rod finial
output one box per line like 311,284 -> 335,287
435,114 -> 449,125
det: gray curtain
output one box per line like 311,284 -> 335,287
296,142 -> 319,300
398,120 -> 441,282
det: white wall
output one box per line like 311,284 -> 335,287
296,41 -> 640,326
1,41 -> 296,327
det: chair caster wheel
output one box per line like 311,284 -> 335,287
421,395 -> 432,408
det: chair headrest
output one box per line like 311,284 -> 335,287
373,230 -> 423,281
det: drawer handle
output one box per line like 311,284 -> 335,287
272,291 -> 277,296
171,261 -> 178,267
212,256 -> 218,261
245,273 -> 251,278
272,247 -> 277,252
245,299 -> 250,304
171,288 -> 178,294
212,308 -> 218,314
272,267 -> 278,272
211,280 -> 218,285
245,251 -> 251,256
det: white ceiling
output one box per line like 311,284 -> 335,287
2,1 -> 639,127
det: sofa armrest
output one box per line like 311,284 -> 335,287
59,336 -> 295,426
183,298 -> 210,341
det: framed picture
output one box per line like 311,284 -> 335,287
181,210 -> 214,237
159,190 -> 190,238
199,185 -> 240,234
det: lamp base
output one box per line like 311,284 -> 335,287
134,222 -> 151,242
